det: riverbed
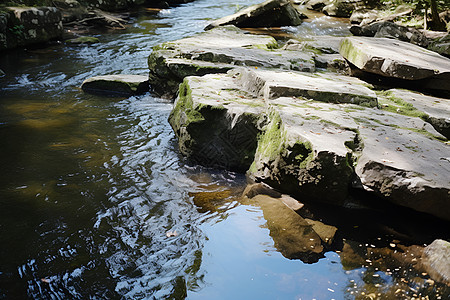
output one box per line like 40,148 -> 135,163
0,1 -> 449,299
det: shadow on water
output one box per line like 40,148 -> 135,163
0,0 -> 449,299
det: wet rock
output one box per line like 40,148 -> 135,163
242,183 -> 282,199
422,239 -> 450,285
66,35 -> 99,44
189,189 -> 232,213
204,0 -> 305,31
81,74 -> 149,96
148,26 -> 315,98
350,21 -> 429,47
305,219 -> 337,245
254,194 -> 323,262
0,6 -> 63,50
428,33 -> 450,58
168,74 -> 265,172
339,36 -> 450,90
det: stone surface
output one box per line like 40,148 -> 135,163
350,8 -> 379,24
428,33 -> 450,58
283,36 -> 343,54
204,0 -> 304,31
242,183 -> 282,199
148,26 -> 315,98
339,36 -> 450,85
350,21 -> 429,47
0,6 -> 63,50
305,219 -> 337,245
378,89 -> 450,139
168,74 -> 265,172
81,74 -> 149,96
422,239 -> 450,285
253,194 -> 323,262
305,0 -> 332,11
323,0 -> 367,18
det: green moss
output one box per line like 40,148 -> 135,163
168,79 -> 204,130
256,109 -> 285,162
377,90 -> 429,120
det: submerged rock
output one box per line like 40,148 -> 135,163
339,36 -> 450,91
148,26 -> 315,98
66,35 -> 99,44
204,0 -> 305,31
81,74 -> 149,96
0,6 -> 63,50
422,239 -> 450,285
254,194 -> 323,262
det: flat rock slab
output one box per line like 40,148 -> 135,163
205,0 -> 304,30
237,68 -> 377,106
81,74 -> 149,96
148,26 -> 315,98
378,89 -> 450,139
339,36 -> 450,85
283,36 -> 344,54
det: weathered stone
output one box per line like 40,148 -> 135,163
305,219 -> 337,245
428,33 -> 450,58
0,6 -> 63,50
168,74 -> 265,172
422,239 -> 450,285
148,26 -> 315,98
378,89 -> 450,139
323,0 -> 366,18
305,0 -> 332,11
350,21 -> 429,47
205,0 -> 304,31
314,53 -> 351,74
237,68 -> 377,106
350,8 -> 379,24
283,36 -> 343,54
254,194 -> 323,262
339,36 -> 450,87
66,35 -> 99,44
81,74 -> 149,96
242,183 -> 282,199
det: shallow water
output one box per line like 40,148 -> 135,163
0,1 -> 449,299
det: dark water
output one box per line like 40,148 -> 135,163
0,1 -> 449,299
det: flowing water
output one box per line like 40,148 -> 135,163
0,1 -> 449,299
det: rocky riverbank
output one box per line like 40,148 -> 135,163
146,0 -> 450,284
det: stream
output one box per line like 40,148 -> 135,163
0,0 -> 449,299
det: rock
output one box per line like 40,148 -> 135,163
168,74 -> 265,172
237,67 -> 377,106
66,35 -> 99,44
378,89 -> 450,139
314,53 -> 351,74
0,68 -> 4,77
422,239 -> 450,285
305,219 -> 337,245
204,0 -> 305,31
283,36 -> 344,54
0,7 -> 63,50
428,33 -> 450,58
339,36 -> 450,90
350,8 -> 379,25
189,189 -> 232,213
148,26 -> 315,98
305,0 -> 332,11
323,0 -> 367,18
350,21 -> 429,47
242,183 -> 282,199
81,74 -> 149,96
254,194 -> 323,262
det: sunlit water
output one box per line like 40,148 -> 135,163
0,1 -> 449,299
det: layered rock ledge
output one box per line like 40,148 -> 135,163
150,26 -> 450,221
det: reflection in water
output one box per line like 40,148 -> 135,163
0,0 -> 449,299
